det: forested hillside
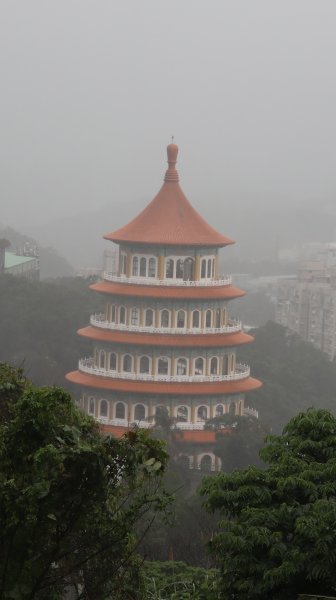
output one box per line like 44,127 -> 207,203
0,274 -> 102,386
241,321 -> 336,432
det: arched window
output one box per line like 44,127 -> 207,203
176,357 -> 188,375
111,305 -> 116,322
207,258 -> 212,278
139,356 -> 150,374
210,357 -> 218,375
100,399 -> 108,418
176,310 -> 185,328
201,258 -> 206,278
192,310 -> 200,328
197,405 -> 208,421
109,353 -> 117,371
132,256 -> 139,276
134,404 -> 146,421
205,310 -> 212,328
123,354 -> 133,372
215,308 -> 221,328
194,357 -> 204,375
212,258 -> 215,277
177,406 -> 188,422
229,402 -> 236,416
145,308 -> 154,327
166,258 -> 174,279
120,254 -> 127,275
158,357 -> 169,375
184,257 -> 194,281
115,402 -> 125,419
200,454 -> 212,472
148,257 -> 156,278
119,306 -> 126,324
222,355 -> 229,375
215,404 -> 224,417
131,308 -> 139,326
88,396 -> 95,415
94,348 -> 98,366
176,259 -> 184,279
161,309 -> 170,328
140,257 -> 147,277
99,350 -> 106,369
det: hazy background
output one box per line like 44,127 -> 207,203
1,0 -> 336,268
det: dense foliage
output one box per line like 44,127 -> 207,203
205,414 -> 270,471
0,364 -> 169,600
201,408 -> 336,599
0,274 -> 102,386
143,561 -> 218,599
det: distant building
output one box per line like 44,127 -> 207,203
4,251 -> 39,280
276,258 -> 336,360
67,143 -> 261,472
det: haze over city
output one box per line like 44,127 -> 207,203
1,0 -> 336,266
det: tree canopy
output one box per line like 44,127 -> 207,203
201,408 -> 336,599
240,321 -> 336,432
0,274 -> 102,387
0,364 -> 170,600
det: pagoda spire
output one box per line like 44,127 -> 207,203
164,142 -> 179,183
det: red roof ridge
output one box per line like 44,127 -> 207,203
104,144 -> 234,247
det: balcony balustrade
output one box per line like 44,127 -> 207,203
96,417 -> 217,431
243,406 -> 259,418
79,357 -> 250,382
103,272 -> 232,287
90,313 -> 242,334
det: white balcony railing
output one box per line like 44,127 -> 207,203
78,358 -> 250,383
97,417 -> 151,429
90,314 -> 242,335
103,272 -> 232,287
243,406 -> 259,419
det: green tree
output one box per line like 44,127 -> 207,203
204,414 -> 270,471
143,560 -> 219,599
201,408 -> 336,599
0,364 -> 170,600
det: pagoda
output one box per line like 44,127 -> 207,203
67,143 -> 261,472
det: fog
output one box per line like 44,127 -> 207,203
1,1 -> 336,267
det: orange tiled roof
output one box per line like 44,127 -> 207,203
173,430 -> 217,444
66,370 -> 262,396
100,424 -> 217,444
90,280 -> 245,300
104,144 -> 234,248
78,326 -> 254,348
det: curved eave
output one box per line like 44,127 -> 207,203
66,370 -> 262,396
104,234 -> 233,248
78,326 -> 254,348
100,424 -> 218,444
90,281 -> 246,300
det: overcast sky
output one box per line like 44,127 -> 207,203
1,0 -> 336,230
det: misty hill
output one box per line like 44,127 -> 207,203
25,198 -> 336,270
0,274 -> 103,386
0,226 -> 74,279
240,321 -> 336,433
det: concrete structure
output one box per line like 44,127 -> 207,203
67,144 -> 261,471
3,251 -> 39,280
276,260 -> 336,360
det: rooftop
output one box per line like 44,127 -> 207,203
104,144 -> 234,248
5,252 -> 36,268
